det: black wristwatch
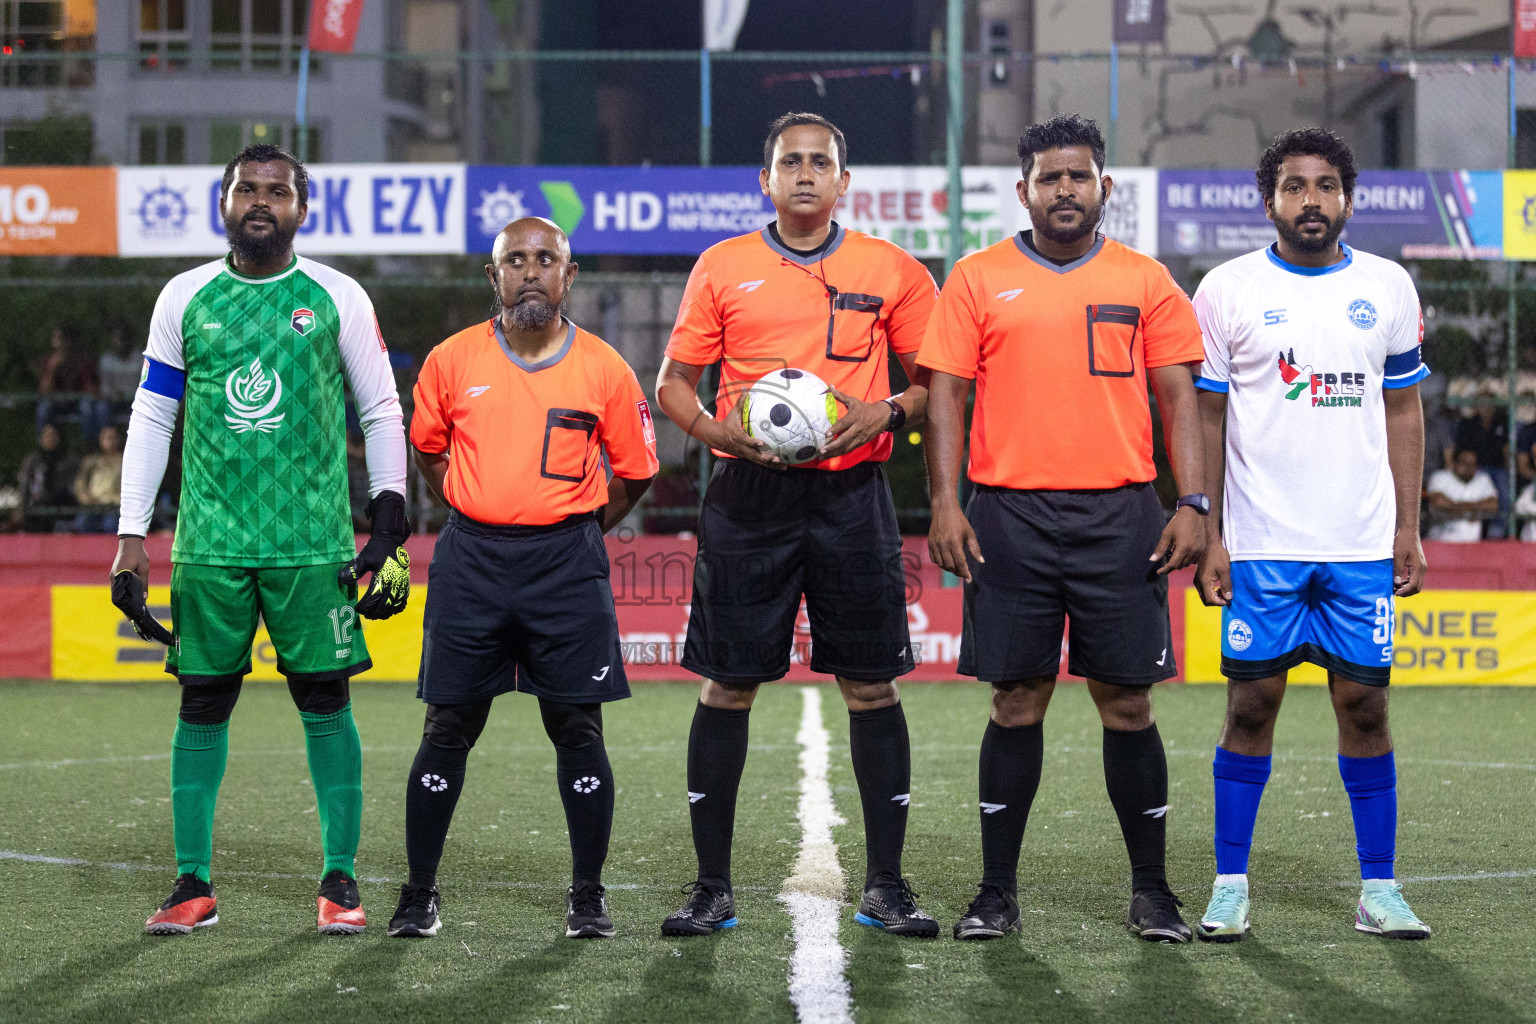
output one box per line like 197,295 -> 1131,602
883,397 -> 907,433
1176,493 -> 1211,516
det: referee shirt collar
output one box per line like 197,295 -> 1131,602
1012,231 -> 1105,274
492,317 -> 576,373
761,220 -> 844,264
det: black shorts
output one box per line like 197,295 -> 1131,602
417,510 -> 630,705
681,459 -> 914,686
958,483 -> 1175,687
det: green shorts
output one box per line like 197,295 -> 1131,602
166,562 -> 372,685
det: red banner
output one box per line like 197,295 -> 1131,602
307,0 -> 365,54
1517,0 -> 1536,58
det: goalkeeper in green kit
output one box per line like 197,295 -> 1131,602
112,144 -> 411,936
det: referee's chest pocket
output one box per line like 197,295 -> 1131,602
540,408 -> 599,482
1085,304 -> 1141,377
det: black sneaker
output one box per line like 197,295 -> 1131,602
387,882 -> 441,938
1126,886 -> 1193,942
660,881 -> 738,936
854,878 -> 939,937
566,880 -> 615,938
144,873 -> 218,935
952,883 -> 1020,941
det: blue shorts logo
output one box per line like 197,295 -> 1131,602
1227,618 -> 1254,653
1347,299 -> 1378,330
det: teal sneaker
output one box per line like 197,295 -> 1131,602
1196,881 -> 1250,943
1355,882 -> 1431,940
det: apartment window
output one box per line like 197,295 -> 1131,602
3,0 -> 66,85
211,119 -> 320,162
138,0 -> 188,70
211,0 -> 311,74
138,122 -> 186,164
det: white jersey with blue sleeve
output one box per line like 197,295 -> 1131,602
1193,244 -> 1428,562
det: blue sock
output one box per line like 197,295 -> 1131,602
1212,747 -> 1272,876
1338,752 -> 1396,880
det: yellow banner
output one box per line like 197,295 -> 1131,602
1184,588 -> 1536,685
1504,171 -> 1536,261
52,585 -> 427,682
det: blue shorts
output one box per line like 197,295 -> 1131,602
1221,560 -> 1394,686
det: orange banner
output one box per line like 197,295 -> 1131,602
0,167 -> 117,256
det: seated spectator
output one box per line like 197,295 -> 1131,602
1454,391 -> 1509,536
1423,398 -> 1456,487
72,425 -> 122,534
12,425 -> 78,533
1516,480 -> 1536,542
97,323 -> 143,423
1426,449 -> 1499,542
36,323 -> 106,439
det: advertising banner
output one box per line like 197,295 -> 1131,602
117,163 -> 466,256
0,167 -> 117,256
1160,169 -> 1503,259
465,165 -> 1155,260
1503,170 -> 1536,260
1184,589 -> 1536,685
464,165 -> 773,256
835,166 -> 1156,259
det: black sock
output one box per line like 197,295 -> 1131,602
1102,723 -> 1170,892
686,702 -> 750,889
978,720 -> 1044,892
848,701 -> 911,888
541,700 -> 614,886
404,738 -> 468,887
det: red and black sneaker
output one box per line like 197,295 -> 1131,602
317,870 -> 367,935
144,874 -> 217,935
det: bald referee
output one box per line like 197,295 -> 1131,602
387,218 -> 658,941
922,115 -> 1207,942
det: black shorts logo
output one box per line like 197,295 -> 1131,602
1086,303 -> 1141,377
540,408 -> 599,482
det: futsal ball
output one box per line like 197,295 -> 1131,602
738,368 -> 840,465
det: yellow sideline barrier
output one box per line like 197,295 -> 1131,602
52,585 -> 427,682
1184,588 -> 1536,685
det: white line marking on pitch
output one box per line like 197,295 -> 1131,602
779,685 -> 853,1024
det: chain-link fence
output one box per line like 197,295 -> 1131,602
6,41 -> 1536,534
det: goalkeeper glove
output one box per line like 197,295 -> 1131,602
111,570 -> 174,645
339,490 -> 412,619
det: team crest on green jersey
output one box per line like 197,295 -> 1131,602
291,307 -> 316,335
224,356 -> 286,433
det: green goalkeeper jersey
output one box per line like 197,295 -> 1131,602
131,254 -> 405,567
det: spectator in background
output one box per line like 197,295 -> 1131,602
1454,391 -> 1509,537
97,323 -> 143,424
73,425 -> 123,533
12,424 -> 77,532
36,323 -> 105,438
1420,382 -> 1456,488
1515,478 -> 1536,541
1426,448 -> 1499,542
346,429 -> 370,532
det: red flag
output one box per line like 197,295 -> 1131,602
307,0 -> 365,54
1518,0 -> 1536,58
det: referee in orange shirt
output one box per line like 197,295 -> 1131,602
655,113 -> 939,937
922,115 -> 1207,942
387,218 -> 658,941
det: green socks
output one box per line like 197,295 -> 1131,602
300,705 -> 364,879
170,719 -> 230,883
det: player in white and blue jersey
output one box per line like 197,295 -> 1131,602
1190,129 -> 1432,942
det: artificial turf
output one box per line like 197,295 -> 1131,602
1,679 -> 1532,1023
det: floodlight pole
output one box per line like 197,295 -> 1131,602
945,0 -> 964,277
1508,52 -> 1519,538
295,42 -> 311,162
